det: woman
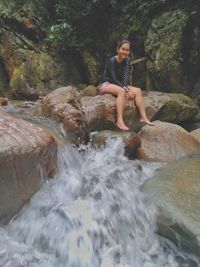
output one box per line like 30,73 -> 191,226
99,40 -> 154,131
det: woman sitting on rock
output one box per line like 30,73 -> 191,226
99,39 -> 154,131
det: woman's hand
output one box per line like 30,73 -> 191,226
126,89 -> 135,100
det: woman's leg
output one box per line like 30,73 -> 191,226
128,86 -> 154,126
100,83 -> 129,130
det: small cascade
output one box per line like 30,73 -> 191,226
0,138 -> 199,267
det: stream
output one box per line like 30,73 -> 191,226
0,119 -> 199,266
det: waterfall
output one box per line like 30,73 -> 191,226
0,138 -> 199,267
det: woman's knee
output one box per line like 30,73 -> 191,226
130,86 -> 142,95
118,88 -> 126,97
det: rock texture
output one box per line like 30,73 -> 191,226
0,97 -> 8,106
145,10 -> 200,98
81,91 -> 199,132
0,1 -> 82,99
137,120 -> 200,162
10,52 -> 63,99
90,130 -> 141,158
80,85 -> 98,97
36,86 -> 90,145
0,108 -> 57,224
142,153 -> 200,255
190,128 -> 200,143
144,91 -> 199,124
81,94 -> 138,131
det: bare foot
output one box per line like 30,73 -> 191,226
140,118 -> 155,126
116,121 -> 129,131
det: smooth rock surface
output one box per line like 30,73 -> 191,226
190,128 -> 200,143
137,120 -> 200,162
142,153 -> 200,255
0,108 -> 57,224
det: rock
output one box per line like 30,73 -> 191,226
80,85 -> 99,97
10,52 -> 63,100
190,128 -> 200,143
35,86 -> 90,145
81,94 -> 137,131
145,10 -> 200,96
0,97 -> 8,106
0,108 -> 57,224
145,91 -> 199,124
192,111 -> 200,123
192,78 -> 200,106
142,153 -> 200,255
82,51 -> 99,84
0,1 -> 82,98
90,130 -> 141,158
81,91 -> 199,132
137,120 -> 200,162
0,1 -> 51,34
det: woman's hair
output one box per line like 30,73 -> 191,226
117,39 -> 131,49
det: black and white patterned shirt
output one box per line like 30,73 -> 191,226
101,56 -> 131,91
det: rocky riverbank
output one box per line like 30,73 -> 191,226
1,85 -> 200,257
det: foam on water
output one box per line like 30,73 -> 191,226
0,138 -> 199,267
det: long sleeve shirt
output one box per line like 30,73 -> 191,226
100,56 -> 131,90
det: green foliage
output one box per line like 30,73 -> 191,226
47,0 -> 200,50
47,0 -> 99,49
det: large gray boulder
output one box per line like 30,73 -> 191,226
145,91 -> 199,124
35,86 -> 90,145
142,153 -> 200,255
137,120 -> 200,162
0,108 -> 57,224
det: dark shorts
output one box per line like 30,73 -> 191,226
98,82 -> 110,94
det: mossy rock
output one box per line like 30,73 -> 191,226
10,52 -> 62,99
82,51 -> 99,85
0,0 -> 49,32
145,10 -> 189,93
155,93 -> 200,123
142,153 -> 200,255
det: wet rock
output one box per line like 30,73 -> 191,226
0,97 -> 8,106
142,153 -> 200,255
137,120 -> 200,162
35,86 -> 90,145
0,108 -> 57,224
90,130 -> 141,158
190,128 -> 200,143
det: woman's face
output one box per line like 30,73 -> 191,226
117,43 -> 130,59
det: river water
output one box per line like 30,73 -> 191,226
0,136 -> 199,267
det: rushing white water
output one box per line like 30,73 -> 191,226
0,138 -> 199,267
